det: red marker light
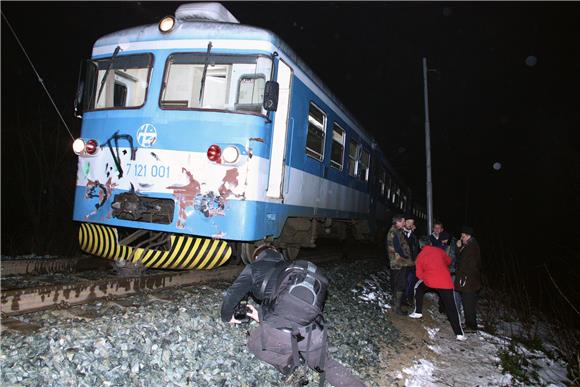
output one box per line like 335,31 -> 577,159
207,144 -> 221,162
85,139 -> 98,155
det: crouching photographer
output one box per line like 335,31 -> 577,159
221,245 -> 365,387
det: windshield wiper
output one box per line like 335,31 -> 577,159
96,45 -> 121,105
198,41 -> 213,106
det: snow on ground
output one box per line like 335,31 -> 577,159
352,270 -> 571,386
353,270 -> 392,311
402,359 -> 437,387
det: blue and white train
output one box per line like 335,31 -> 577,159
72,2 -> 426,270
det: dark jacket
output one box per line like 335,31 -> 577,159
402,229 -> 419,262
430,231 -> 451,250
454,237 -> 482,292
220,249 -> 286,322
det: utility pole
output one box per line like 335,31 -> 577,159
422,57 -> 433,235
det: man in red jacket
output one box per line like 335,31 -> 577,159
409,237 -> 466,341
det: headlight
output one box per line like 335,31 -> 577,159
72,138 -> 85,155
222,146 -> 239,163
159,16 -> 176,33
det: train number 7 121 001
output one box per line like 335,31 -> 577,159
125,163 -> 171,178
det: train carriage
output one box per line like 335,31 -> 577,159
72,3 -> 426,269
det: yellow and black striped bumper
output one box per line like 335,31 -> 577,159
79,223 -> 232,270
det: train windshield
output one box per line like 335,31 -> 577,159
160,53 -> 273,115
84,53 -> 153,111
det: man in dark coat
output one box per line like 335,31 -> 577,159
221,245 -> 365,387
402,214 -> 420,305
454,226 -> 482,332
430,221 -> 451,251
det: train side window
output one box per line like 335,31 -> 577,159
398,189 -> 403,209
386,174 -> 391,199
330,123 -> 345,170
379,168 -> 386,197
348,140 -> 359,177
359,148 -> 370,182
305,102 -> 326,161
375,166 -> 385,197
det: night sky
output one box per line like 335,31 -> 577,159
2,2 -> 580,312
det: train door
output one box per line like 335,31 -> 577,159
266,59 -> 293,199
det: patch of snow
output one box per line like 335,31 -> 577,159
351,271 -> 392,311
425,327 -> 439,340
402,359 -> 436,387
535,355 -> 569,386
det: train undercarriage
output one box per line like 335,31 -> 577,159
79,216 -> 382,269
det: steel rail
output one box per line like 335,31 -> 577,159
1,265 -> 243,316
1,257 -> 112,276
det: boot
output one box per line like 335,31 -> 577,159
402,294 -> 413,307
394,292 -> 406,315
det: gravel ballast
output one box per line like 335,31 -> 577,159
1,257 -> 398,386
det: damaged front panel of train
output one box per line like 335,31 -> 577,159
72,5 -> 281,269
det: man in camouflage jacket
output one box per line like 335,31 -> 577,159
386,214 -> 414,315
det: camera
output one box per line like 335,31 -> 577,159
233,301 -> 251,323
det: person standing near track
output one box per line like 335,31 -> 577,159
408,237 -> 467,341
386,214 -> 414,315
454,226 -> 482,332
430,221 -> 451,250
402,214 -> 420,306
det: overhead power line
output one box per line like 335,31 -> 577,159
2,11 -> 75,141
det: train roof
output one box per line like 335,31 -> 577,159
94,16 -> 380,141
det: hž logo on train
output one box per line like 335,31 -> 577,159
137,123 -> 158,147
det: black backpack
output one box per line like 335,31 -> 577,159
260,260 -> 331,386
264,260 -> 329,326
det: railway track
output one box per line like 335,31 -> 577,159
1,256 -> 111,276
0,265 -> 243,316
0,243 -> 381,317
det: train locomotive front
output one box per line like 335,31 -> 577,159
72,3 -> 427,270
73,4 -> 283,269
